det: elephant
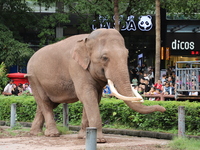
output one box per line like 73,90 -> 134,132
26,28 -> 165,143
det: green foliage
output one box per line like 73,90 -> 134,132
0,95 -> 36,122
56,124 -> 73,135
0,0 -> 36,40
169,137 -> 200,150
0,96 -> 200,136
163,0 -> 200,19
0,62 -> 9,93
0,24 -> 35,68
37,13 -> 70,46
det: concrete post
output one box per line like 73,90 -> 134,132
86,127 -> 97,150
10,103 -> 16,128
63,103 -> 69,127
178,106 -> 185,137
56,27 -> 63,38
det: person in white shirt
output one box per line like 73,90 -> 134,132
189,86 -> 198,96
2,80 -> 14,96
189,91 -> 198,96
24,83 -> 32,94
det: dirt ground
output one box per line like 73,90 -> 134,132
0,126 -> 171,150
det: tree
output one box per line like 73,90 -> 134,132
0,0 -> 37,71
0,0 -> 70,71
0,0 -> 37,40
114,0 -> 119,31
155,0 -> 161,83
37,13 -> 70,46
0,24 -> 35,69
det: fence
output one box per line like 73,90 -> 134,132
175,61 -> 200,99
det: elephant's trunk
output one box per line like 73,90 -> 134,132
108,79 -> 166,114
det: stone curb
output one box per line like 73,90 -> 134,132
68,125 -> 174,140
1,121 -> 199,140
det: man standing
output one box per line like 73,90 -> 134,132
2,80 -> 14,96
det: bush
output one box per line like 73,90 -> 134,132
0,95 -> 200,135
0,95 -> 36,122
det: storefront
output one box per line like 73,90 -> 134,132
162,20 -> 200,68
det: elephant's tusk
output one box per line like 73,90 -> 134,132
131,87 -> 144,103
107,79 -> 144,103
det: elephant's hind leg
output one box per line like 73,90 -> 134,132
43,102 -> 60,137
30,80 -> 60,137
30,105 -> 44,135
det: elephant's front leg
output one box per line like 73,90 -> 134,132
78,107 -> 89,139
79,97 -> 106,143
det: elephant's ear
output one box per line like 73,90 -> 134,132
72,38 -> 90,70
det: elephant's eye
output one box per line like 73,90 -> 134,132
102,56 -> 108,62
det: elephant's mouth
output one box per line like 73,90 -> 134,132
107,79 -> 144,103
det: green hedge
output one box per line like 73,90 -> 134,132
0,95 -> 200,135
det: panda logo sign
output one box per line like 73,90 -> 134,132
92,15 -> 153,32
138,15 -> 153,31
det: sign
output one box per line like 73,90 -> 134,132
92,15 -> 153,32
166,33 -> 200,55
171,39 -> 195,50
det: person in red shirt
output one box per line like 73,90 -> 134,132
154,79 -> 163,91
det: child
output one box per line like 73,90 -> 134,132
132,77 -> 138,86
146,87 -> 156,101
137,87 -> 144,94
163,82 -> 172,95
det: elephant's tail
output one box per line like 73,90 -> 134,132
24,74 -> 31,78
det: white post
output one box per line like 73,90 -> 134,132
178,106 -> 185,137
10,103 -> 16,128
56,27 -> 63,38
86,127 -> 97,150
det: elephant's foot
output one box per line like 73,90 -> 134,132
45,128 -> 60,137
78,129 -> 106,143
30,127 -> 43,136
77,129 -> 85,139
97,138 -> 106,143
97,131 -> 106,143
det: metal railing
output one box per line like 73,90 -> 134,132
175,61 -> 200,98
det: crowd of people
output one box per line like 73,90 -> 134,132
2,80 -> 32,96
129,64 -> 177,101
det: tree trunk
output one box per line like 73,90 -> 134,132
114,0 -> 119,31
155,0 -> 161,82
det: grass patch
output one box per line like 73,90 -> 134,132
56,125 -> 73,135
168,137 -> 200,150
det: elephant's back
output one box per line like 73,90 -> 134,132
27,34 -> 88,74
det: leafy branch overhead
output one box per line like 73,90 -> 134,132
0,24 -> 35,68
37,13 -> 70,46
